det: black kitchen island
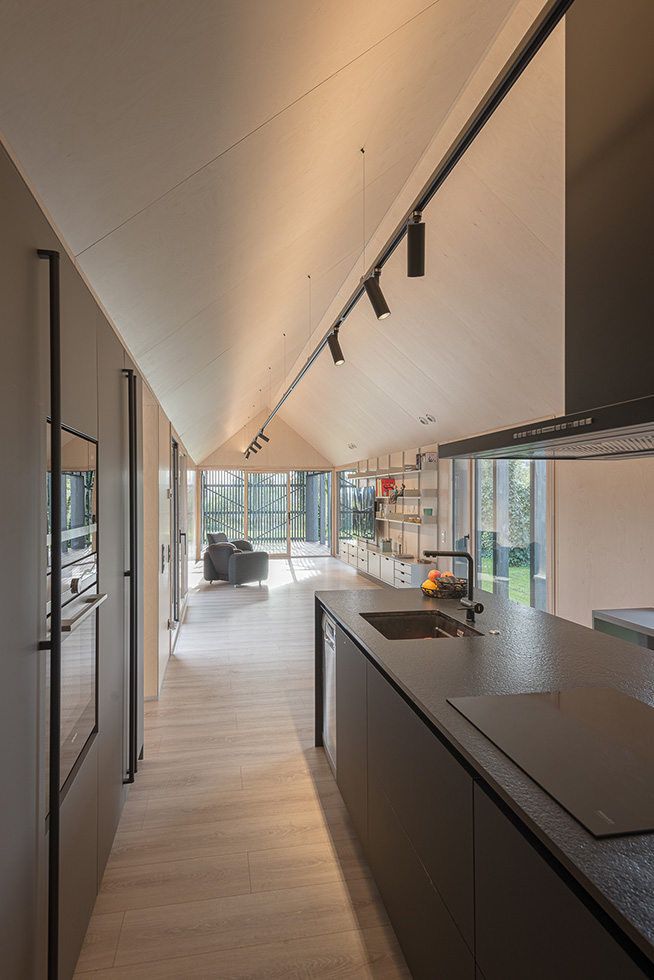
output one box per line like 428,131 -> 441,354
314,587 -> 654,980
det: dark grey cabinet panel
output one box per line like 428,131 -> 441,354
368,769 -> 475,980
0,142 -> 51,980
96,317 -> 129,874
565,0 -> 654,413
335,627 -> 368,847
59,258 -> 99,439
474,783 -> 647,980
59,740 -> 99,980
368,663 -> 474,950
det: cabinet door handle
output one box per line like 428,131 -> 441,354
161,544 -> 165,573
60,594 -> 107,633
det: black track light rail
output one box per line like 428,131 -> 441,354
248,0 -> 575,450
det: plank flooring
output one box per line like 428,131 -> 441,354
74,557 -> 412,978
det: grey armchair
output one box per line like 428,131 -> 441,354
203,542 -> 269,587
207,531 -> 254,552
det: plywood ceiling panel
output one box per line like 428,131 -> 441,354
0,0 -> 563,464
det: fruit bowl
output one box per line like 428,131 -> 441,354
421,577 -> 467,599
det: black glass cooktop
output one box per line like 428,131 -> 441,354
447,688 -> 654,837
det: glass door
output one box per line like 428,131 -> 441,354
473,459 -> 547,609
289,470 -> 332,557
247,472 -> 289,555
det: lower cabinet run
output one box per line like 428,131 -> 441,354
326,619 -> 651,980
367,656 -> 475,979
474,783 -> 647,980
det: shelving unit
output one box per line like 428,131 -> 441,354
345,449 -> 439,559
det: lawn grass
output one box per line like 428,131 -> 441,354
480,557 -> 531,606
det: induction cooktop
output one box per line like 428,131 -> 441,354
447,688 -> 654,837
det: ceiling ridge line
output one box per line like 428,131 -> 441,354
74,0 -> 445,259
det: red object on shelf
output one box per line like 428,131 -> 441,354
377,477 -> 396,497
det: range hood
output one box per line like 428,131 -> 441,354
442,0 -> 653,462
439,395 -> 654,461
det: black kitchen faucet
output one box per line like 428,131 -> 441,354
422,550 -> 484,622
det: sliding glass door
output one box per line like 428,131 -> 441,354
290,470 -> 331,557
247,472 -> 289,556
473,459 -> 547,609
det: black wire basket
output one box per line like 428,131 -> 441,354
421,577 -> 467,599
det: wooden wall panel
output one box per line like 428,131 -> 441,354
553,458 -> 654,627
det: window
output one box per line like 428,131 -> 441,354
338,471 -> 374,542
474,459 -> 546,609
453,459 -> 547,610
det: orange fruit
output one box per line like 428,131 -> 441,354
428,569 -> 441,581
441,571 -> 454,577
422,580 -> 437,591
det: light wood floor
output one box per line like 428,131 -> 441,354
74,557 -> 412,979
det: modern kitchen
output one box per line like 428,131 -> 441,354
1,0 -> 653,977
314,0 -> 654,976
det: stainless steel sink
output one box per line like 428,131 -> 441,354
360,610 -> 483,640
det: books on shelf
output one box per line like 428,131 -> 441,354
376,477 -> 396,497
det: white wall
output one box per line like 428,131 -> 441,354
198,412 -> 333,470
553,458 -> 654,627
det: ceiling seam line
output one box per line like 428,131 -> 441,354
73,0 -> 445,258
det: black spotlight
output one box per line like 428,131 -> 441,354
251,444 -> 259,454
327,330 -> 345,365
407,212 -> 425,278
259,432 -> 270,443
363,268 -> 391,320
253,439 -> 262,450
245,450 -> 251,459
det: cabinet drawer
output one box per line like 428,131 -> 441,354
474,783 -> 647,980
368,769 -> 474,980
368,663 -> 474,950
335,628 -> 368,849
358,555 -> 368,571
367,552 -> 381,578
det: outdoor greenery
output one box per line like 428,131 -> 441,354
478,459 -> 532,567
480,557 -> 531,606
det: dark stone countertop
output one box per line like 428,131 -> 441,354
315,586 -> 654,966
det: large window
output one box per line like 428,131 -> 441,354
453,459 -> 547,610
201,470 -> 332,557
338,471 -> 374,541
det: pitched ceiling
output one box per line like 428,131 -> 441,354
0,0 -> 562,465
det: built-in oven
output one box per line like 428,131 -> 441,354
322,612 -> 337,777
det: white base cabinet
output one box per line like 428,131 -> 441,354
339,544 -> 432,590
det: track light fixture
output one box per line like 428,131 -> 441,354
258,432 -> 270,443
363,268 -> 390,320
327,329 -> 345,366
251,444 -> 259,453
253,439 -> 262,450
245,450 -> 251,459
407,212 -> 425,278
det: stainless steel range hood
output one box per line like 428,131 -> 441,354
438,396 -> 654,461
